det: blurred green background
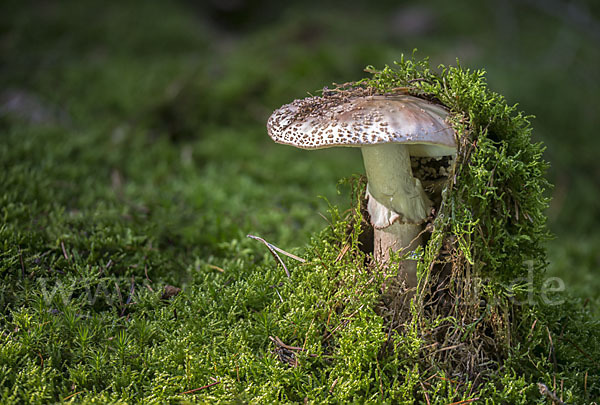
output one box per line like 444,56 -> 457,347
2,0 -> 598,300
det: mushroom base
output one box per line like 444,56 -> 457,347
365,188 -> 424,288
373,222 -> 422,288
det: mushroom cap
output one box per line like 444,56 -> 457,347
267,94 -> 456,157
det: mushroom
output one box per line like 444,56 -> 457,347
267,94 -> 456,287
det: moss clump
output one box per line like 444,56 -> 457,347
315,56 -> 599,401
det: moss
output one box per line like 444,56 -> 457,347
1,0 -> 598,401
328,55 -> 600,401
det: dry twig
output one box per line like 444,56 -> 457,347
247,234 -> 306,262
247,234 -> 305,278
62,391 -> 84,401
60,241 -> 70,261
419,381 -> 431,405
329,377 -> 339,394
446,398 -> 479,405
335,244 -> 350,263
207,264 -> 225,273
179,379 -> 221,395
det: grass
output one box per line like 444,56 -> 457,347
1,0 -> 599,403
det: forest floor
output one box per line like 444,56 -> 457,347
1,1 -> 599,402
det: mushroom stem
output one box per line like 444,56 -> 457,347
372,221 -> 422,288
361,144 -> 431,286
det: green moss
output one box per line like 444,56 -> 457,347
1,0 -> 598,402
344,56 -> 600,402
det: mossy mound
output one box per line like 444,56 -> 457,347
291,56 -> 599,402
361,56 -> 552,378
1,8 -> 598,397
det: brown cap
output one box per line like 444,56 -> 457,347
267,94 -> 456,156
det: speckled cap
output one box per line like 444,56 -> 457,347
267,94 -> 456,156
